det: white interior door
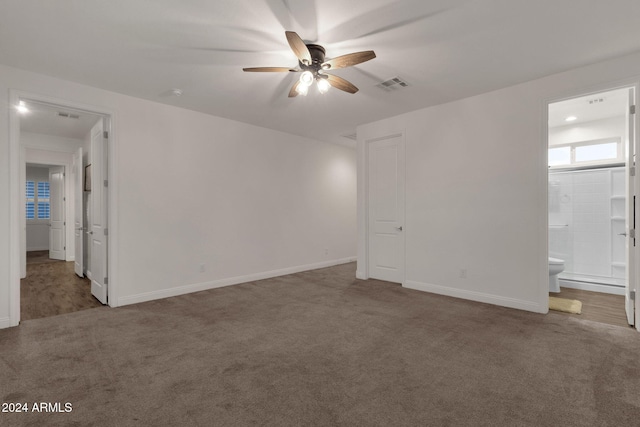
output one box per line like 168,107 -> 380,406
626,88 -> 637,326
367,135 -> 405,283
73,147 -> 84,277
49,166 -> 65,260
90,119 -> 108,304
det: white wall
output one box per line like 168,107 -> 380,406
549,116 -> 625,146
0,64 -> 357,328
357,51 -> 640,314
116,109 -> 357,302
25,224 -> 49,251
25,166 -> 50,251
21,132 -> 83,153
26,166 -> 51,182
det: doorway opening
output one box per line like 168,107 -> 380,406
13,97 -> 111,322
547,86 -> 636,328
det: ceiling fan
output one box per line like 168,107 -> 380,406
243,31 -> 376,97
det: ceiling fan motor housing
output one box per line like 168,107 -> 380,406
300,44 -> 327,74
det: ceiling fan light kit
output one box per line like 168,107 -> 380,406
243,31 -> 376,98
299,70 -> 314,87
317,78 -> 331,94
295,83 -> 309,96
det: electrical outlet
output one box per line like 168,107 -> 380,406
460,269 -> 467,279
199,264 -> 206,273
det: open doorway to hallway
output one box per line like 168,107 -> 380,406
17,99 -> 110,321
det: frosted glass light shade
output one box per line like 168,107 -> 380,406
299,71 -> 314,87
296,84 -> 309,96
317,78 -> 330,94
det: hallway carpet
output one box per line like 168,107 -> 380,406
21,256 -> 103,321
2,262 -> 640,426
26,250 -> 61,265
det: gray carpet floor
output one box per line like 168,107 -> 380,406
1,262 -> 640,426
21,257 -> 102,321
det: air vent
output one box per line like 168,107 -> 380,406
342,133 -> 357,141
376,76 -> 410,92
587,98 -> 605,104
58,112 -> 80,119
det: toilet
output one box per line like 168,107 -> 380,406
548,257 -> 564,293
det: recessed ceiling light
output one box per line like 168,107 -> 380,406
565,116 -> 577,122
16,101 -> 29,114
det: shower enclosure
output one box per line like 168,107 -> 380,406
548,166 -> 626,291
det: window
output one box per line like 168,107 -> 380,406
574,142 -> 617,163
548,138 -> 623,168
26,181 -> 35,219
548,146 -> 571,167
26,180 -> 50,220
37,181 -> 50,219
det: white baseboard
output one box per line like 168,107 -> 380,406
356,270 -> 367,280
559,279 -> 625,295
117,257 -> 357,307
404,280 -> 544,313
0,317 -> 13,329
26,246 -> 48,252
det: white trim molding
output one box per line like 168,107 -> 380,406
0,317 -> 12,330
404,280 -> 545,313
118,257 -> 357,307
26,246 -> 49,252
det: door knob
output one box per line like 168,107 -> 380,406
76,227 -> 83,231
396,226 -> 403,231
89,231 -> 94,235
619,232 -> 628,236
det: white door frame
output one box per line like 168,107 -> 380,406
8,90 -> 119,327
357,131 -> 406,283
543,80 -> 640,330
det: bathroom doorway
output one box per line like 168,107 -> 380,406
547,86 -> 637,327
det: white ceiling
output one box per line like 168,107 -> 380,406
20,101 -> 101,140
3,0 -> 640,146
548,88 -> 629,129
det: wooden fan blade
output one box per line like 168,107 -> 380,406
322,51 -> 376,70
243,67 -> 297,72
288,81 -> 300,97
285,31 -> 311,64
325,74 -> 359,94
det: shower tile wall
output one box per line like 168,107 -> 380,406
549,167 -> 625,284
